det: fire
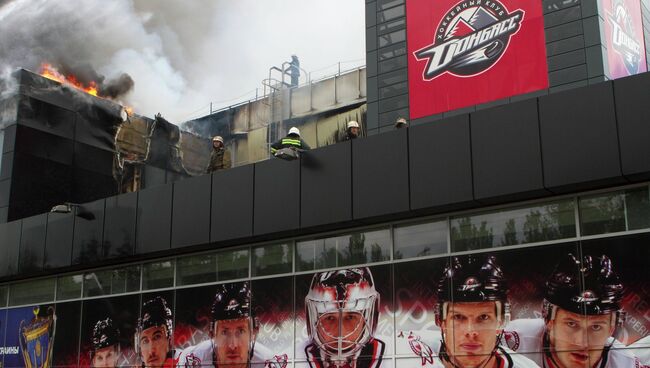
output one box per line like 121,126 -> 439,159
39,63 -> 99,96
124,106 -> 134,116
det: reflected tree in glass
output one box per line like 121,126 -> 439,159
451,217 -> 494,251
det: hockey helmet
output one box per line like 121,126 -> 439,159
92,318 -> 120,355
136,296 -> 173,351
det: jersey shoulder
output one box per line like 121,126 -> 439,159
176,340 -> 213,368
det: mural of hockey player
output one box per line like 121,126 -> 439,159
303,267 -> 385,368
504,253 -> 644,368
90,318 -> 120,368
177,281 -> 286,368
136,296 -> 177,368
398,255 -> 538,368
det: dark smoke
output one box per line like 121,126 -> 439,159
51,61 -> 135,99
99,73 -> 135,99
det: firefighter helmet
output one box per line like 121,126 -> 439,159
288,127 -> 300,136
346,121 -> 360,130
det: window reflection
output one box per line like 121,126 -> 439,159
579,186 -> 650,235
56,274 -> 82,301
252,243 -> 292,277
451,200 -> 576,252
176,254 -> 217,286
9,278 -> 55,306
394,221 -> 447,259
216,249 -> 249,281
142,261 -> 174,290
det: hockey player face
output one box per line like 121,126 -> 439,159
92,346 -> 118,368
546,308 -> 615,368
139,325 -> 170,368
213,318 -> 253,368
441,302 -> 501,368
316,311 -> 366,353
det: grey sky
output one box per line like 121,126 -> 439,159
0,0 -> 365,123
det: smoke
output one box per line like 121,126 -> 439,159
0,0 -> 364,124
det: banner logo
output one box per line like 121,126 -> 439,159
607,0 -> 643,75
415,0 -> 525,80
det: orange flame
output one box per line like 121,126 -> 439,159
39,63 -> 99,96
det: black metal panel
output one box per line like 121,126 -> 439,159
71,199 -> 105,265
16,95 -> 76,139
73,143 -> 117,204
409,115 -> 475,210
0,220 -> 21,277
0,207 -> 7,223
301,141 -> 352,228
44,212 -> 74,269
211,165 -> 254,242
9,153 -> 72,221
253,158 -> 300,235
171,174 -> 211,248
0,180 -> 9,207
143,165 -> 168,188
0,152 -> 13,181
19,213 -> 47,273
74,101 -> 121,150
136,184 -> 172,254
471,99 -> 548,201
15,125 -> 74,165
613,72 -> 650,180
353,129 -> 409,219
103,192 -> 137,259
2,124 -> 16,153
539,81 -> 624,192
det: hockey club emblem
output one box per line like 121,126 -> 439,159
406,332 -> 435,365
414,0 -> 525,80
606,0 -> 643,75
574,290 -> 599,303
460,277 -> 481,291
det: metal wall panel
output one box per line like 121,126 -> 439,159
71,199 -> 106,265
291,85 -> 312,117
211,165 -> 254,242
249,99 -> 270,130
44,212 -> 73,269
336,71 -> 362,103
0,220 -> 21,277
253,158 -> 300,235
171,174 -> 211,248
103,192 -> 138,259
136,184 -> 172,254
311,78 -> 336,111
19,213 -> 47,273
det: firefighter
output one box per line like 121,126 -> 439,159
91,318 -> 120,368
207,135 -> 231,173
270,127 -> 310,158
343,121 -> 361,140
394,117 -> 407,129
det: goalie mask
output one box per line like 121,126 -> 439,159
305,267 -> 380,364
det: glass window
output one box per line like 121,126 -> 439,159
110,265 -> 141,294
217,249 -> 249,281
451,200 -> 576,252
84,270 -> 111,297
56,274 -> 82,301
378,0 -> 403,11
377,5 -> 405,23
394,220 -> 448,259
252,243 -> 293,277
9,278 -> 55,306
378,29 -> 405,48
580,186 -> 650,235
143,260 -> 174,290
0,285 -> 7,307
176,253 -> 217,286
296,229 -> 391,271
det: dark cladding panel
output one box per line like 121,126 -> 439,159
171,174 -> 211,248
136,184 -> 172,254
471,99 -> 548,201
103,192 -> 137,259
14,125 -> 74,165
19,214 -> 47,273
301,141 -> 352,228
353,129 -> 409,219
211,165 -> 254,242
409,115 -> 474,210
9,153 -> 72,221
44,212 -> 74,269
539,82 -> 623,192
613,73 -> 650,180
0,220 -> 21,277
0,152 -> 13,181
2,124 -> 16,153
254,159 -> 300,235
74,102 -> 121,150
16,95 -> 76,139
73,142 -> 117,203
71,199 -> 105,265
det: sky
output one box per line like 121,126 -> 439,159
0,0 -> 365,123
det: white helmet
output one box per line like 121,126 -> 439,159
288,127 -> 300,136
305,268 -> 379,366
346,121 -> 359,129
212,135 -> 224,144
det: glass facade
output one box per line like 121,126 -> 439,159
0,184 -> 648,368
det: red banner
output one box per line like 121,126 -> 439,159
601,0 -> 647,79
406,0 -> 549,119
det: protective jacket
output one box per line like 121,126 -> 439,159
207,148 -> 231,173
270,135 -> 311,155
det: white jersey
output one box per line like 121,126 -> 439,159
627,336 -> 650,366
176,339 -> 288,368
298,338 -> 386,368
503,319 -> 645,368
396,329 -> 539,368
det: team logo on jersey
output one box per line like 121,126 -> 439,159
406,332 -> 435,365
607,0 -> 643,75
414,0 -> 525,80
183,353 -> 202,367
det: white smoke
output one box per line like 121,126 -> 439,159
0,0 -> 364,123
